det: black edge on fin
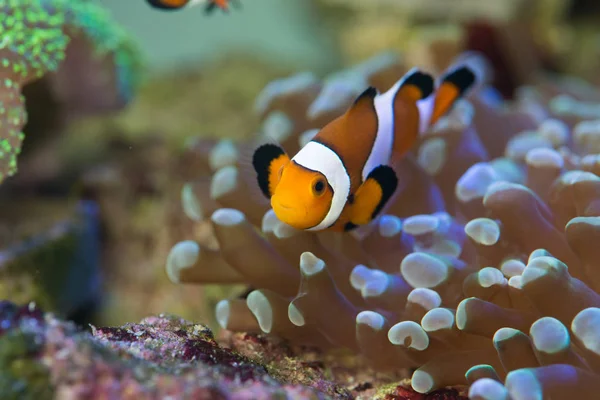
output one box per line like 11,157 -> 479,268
353,86 -> 378,106
252,143 -> 286,199
344,222 -> 359,232
205,2 -> 218,13
402,70 -> 435,99
367,165 -> 398,219
441,67 -> 476,96
147,0 -> 182,10
347,193 -> 355,204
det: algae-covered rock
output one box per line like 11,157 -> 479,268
0,300 -> 460,399
219,329 -> 468,400
0,302 -> 52,400
0,301 -> 337,399
0,200 -> 101,320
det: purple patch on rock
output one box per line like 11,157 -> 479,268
94,315 -> 268,383
0,301 -> 45,336
385,386 -> 468,400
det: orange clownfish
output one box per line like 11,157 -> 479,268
146,0 -> 238,13
252,56 -> 486,232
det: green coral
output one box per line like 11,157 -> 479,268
0,0 -> 69,82
56,0 -> 144,101
0,0 -> 143,183
0,330 -> 52,400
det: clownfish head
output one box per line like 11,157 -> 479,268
252,143 -> 334,230
271,161 -> 333,230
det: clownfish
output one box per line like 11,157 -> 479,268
252,55 -> 486,232
146,0 -> 237,13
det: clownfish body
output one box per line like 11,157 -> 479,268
146,0 -> 237,13
253,55 -> 487,232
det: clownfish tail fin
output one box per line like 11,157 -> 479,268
252,143 -> 289,199
429,52 -> 491,126
443,67 -> 476,95
397,68 -> 435,102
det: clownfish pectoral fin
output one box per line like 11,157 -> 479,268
252,143 -> 289,199
429,52 -> 490,126
350,165 -> 398,226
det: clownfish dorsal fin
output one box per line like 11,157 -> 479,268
345,86 -> 378,122
429,52 -> 490,126
349,165 -> 398,227
353,86 -> 378,106
390,69 -> 435,157
395,69 -> 435,103
252,143 -> 290,199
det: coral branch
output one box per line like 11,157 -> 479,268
0,0 -> 141,183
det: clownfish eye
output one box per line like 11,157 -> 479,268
312,178 -> 326,196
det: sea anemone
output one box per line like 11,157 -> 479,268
0,0 -> 142,184
167,50 -> 600,399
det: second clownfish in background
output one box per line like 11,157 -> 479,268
252,53 -> 489,233
146,0 -> 239,13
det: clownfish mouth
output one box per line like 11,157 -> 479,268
273,201 -> 302,214
271,198 -> 310,228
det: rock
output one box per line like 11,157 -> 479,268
0,301 -> 336,399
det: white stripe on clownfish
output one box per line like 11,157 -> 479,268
291,141 -> 351,231
364,67 -> 433,182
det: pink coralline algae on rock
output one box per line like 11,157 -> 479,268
384,386 -> 467,400
0,301 -> 342,399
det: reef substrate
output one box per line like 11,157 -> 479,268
0,300 -> 464,399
